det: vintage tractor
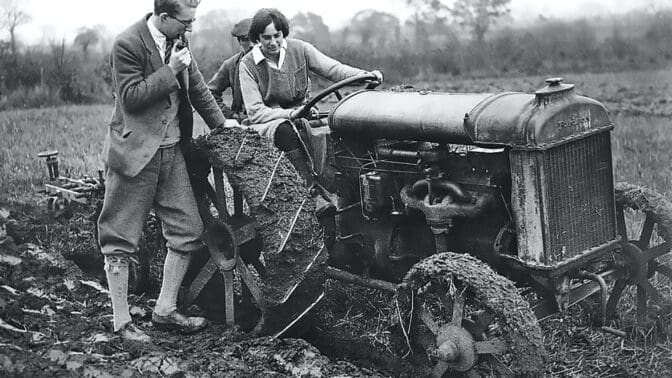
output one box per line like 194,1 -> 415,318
193,75 -> 672,376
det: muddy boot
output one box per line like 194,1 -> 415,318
104,255 -> 132,332
284,148 -> 336,219
118,322 -> 151,343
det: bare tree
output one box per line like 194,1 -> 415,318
0,0 -> 31,59
74,27 -> 100,57
407,0 -> 510,45
406,0 -> 450,50
449,0 -> 510,45
348,10 -> 401,51
291,12 -> 331,49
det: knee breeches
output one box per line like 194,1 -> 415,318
97,144 -> 204,256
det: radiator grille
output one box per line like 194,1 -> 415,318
543,132 -> 616,262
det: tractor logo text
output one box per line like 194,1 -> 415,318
557,110 -> 591,131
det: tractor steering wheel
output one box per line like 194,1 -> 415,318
290,72 -> 381,121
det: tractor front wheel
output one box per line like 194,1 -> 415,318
608,182 -> 672,322
395,252 -> 545,377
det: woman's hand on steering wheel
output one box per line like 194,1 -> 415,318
289,106 -> 319,120
368,69 -> 384,83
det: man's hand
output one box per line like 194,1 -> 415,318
168,43 -> 192,74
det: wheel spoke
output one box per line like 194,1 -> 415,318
606,279 -> 627,316
451,295 -> 465,326
635,278 -> 661,302
637,286 -> 647,321
642,241 -> 671,261
637,214 -> 655,249
419,307 -> 439,335
213,168 -> 229,219
433,284 -> 454,312
653,262 -> 672,280
475,338 -> 508,355
431,361 -> 449,378
616,205 -> 627,239
468,310 -> 495,336
232,186 -> 244,215
481,355 -> 514,376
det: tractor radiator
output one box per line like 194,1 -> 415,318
511,132 -> 617,266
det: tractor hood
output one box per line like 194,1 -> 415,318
328,79 -> 613,149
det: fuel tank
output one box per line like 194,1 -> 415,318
328,79 -> 613,149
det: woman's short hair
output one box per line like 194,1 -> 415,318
249,8 -> 290,43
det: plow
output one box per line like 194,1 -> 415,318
39,75 -> 672,376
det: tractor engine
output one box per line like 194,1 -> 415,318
328,137 -> 511,282
324,79 -> 617,283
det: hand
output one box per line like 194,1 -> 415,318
289,108 -> 300,119
289,107 -> 319,120
168,44 -> 192,74
369,69 -> 383,83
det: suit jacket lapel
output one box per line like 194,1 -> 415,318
137,14 -> 163,73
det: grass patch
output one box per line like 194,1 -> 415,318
0,104 -> 109,204
613,114 -> 672,198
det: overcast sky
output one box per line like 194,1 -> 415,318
11,0 -> 669,44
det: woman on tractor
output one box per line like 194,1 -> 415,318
239,8 -> 383,217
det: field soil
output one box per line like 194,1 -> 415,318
0,174 -> 382,377
2,68 -> 672,377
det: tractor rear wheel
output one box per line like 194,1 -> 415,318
395,252 -> 545,377
607,182 -> 672,322
198,127 -> 328,337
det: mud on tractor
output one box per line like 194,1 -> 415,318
188,75 -> 672,376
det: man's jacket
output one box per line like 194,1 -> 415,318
103,14 -> 225,177
207,51 -> 246,116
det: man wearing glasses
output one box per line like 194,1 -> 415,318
208,18 -> 253,122
98,0 -> 225,342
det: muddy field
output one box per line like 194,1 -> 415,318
0,189 -> 383,377
1,68 -> 672,377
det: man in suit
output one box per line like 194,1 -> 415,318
208,18 -> 252,121
97,0 -> 226,342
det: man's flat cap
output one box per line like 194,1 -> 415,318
231,18 -> 251,37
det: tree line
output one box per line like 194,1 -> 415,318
0,0 -> 671,110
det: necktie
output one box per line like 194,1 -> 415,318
164,39 -> 174,64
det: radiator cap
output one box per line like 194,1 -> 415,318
535,77 -> 574,99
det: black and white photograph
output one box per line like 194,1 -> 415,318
0,0 -> 671,376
